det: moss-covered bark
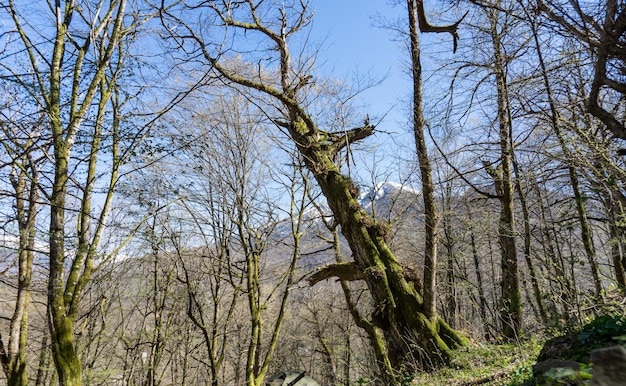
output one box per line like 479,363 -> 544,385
485,2 -> 522,340
1,152 -> 38,386
297,138 -> 467,370
192,1 -> 468,376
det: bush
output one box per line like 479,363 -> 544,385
537,314 -> 626,363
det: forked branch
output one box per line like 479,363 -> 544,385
415,0 -> 467,53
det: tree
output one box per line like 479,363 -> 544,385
0,89 -> 44,386
407,0 -> 439,322
537,0 -> 626,140
126,90 -> 312,386
521,3 -> 603,300
439,0 -> 524,339
1,1 -> 156,384
160,1 -> 466,380
481,0 -> 523,340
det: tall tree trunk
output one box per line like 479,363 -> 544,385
485,3 -> 521,340
408,0 -> 439,321
1,159 -> 38,386
442,184 -> 457,328
511,163 -> 547,324
48,149 -> 82,386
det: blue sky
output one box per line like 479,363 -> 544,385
308,1 -> 413,184
306,1 -> 468,187
311,1 -> 408,116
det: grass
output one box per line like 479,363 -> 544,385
407,339 -> 543,385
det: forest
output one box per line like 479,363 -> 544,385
1,0 -> 625,385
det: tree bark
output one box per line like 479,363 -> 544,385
511,161 -> 547,324
484,3 -> 522,340
1,156 -> 38,386
173,1 -> 468,375
408,0 -> 440,322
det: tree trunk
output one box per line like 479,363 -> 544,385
195,1 -> 467,374
483,158 -> 521,339
408,0 -> 439,321
1,158 -> 38,386
48,133 -> 83,386
442,185 -> 457,328
301,144 -> 465,369
512,163 -> 547,324
486,3 -> 522,339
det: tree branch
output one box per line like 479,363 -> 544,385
308,261 -> 363,286
415,0 -> 467,53
326,123 -> 376,159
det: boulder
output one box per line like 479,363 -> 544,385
533,359 -> 582,376
533,358 -> 583,384
591,345 -> 626,386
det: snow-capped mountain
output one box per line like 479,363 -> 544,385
358,181 -> 421,206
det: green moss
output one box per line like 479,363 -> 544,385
293,119 -> 308,136
408,340 -> 542,385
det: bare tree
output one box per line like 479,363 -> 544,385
537,0 -> 626,140
0,89 -> 45,386
406,0 -> 466,322
159,1 -> 467,380
1,2 -> 159,384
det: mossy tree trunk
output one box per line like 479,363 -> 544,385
407,0 -> 439,322
302,146 -> 466,368
484,1 -> 522,340
6,1 -> 136,384
0,146 -> 39,386
163,0 -> 467,377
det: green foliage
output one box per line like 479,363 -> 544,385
409,339 -> 542,385
538,314 -> 626,363
578,315 -> 626,346
507,363 -> 534,385
539,363 -> 592,385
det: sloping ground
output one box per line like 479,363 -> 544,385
409,341 -> 541,385
408,312 -> 626,386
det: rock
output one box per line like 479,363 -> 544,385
591,345 -> 626,386
266,371 -> 321,386
537,315 -> 626,364
536,335 -> 580,362
533,358 -> 582,379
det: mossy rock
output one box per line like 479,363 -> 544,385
537,315 -> 626,363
